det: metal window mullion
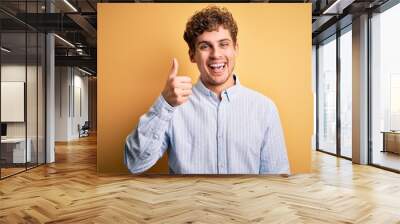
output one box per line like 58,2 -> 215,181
25,0 -> 28,171
44,32 -> 47,165
336,29 -> 341,157
44,0 -> 51,165
36,0 -> 39,167
316,45 -> 320,150
367,11 -> 373,165
72,68 -> 75,118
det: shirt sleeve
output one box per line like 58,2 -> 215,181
124,95 -> 174,174
259,102 -> 291,175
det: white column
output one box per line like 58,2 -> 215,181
46,32 -> 55,163
352,14 -> 369,164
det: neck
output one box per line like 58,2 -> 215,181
202,74 -> 235,100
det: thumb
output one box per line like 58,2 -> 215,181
169,58 -> 178,78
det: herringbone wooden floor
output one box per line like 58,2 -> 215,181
1,135 -> 400,223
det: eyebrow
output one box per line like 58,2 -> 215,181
196,39 -> 232,46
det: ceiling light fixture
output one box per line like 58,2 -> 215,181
1,47 -> 11,53
63,0 -> 78,12
78,67 -> 93,76
54,34 -> 75,48
322,0 -> 354,15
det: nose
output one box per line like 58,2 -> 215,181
210,47 -> 223,59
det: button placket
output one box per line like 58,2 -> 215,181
153,133 -> 159,140
217,99 -> 227,174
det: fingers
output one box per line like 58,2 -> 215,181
168,58 -> 191,82
174,82 -> 192,90
171,77 -> 192,90
176,95 -> 190,105
172,86 -> 192,96
177,88 -> 192,97
173,76 -> 192,83
168,58 -> 178,79
162,58 -> 193,107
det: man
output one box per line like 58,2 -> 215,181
125,5 -> 290,174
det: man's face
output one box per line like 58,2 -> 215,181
190,26 -> 238,88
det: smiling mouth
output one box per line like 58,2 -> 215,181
208,63 -> 226,74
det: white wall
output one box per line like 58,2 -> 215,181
55,66 -> 69,141
55,67 -> 89,141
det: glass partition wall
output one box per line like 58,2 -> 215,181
316,0 -> 400,173
370,2 -> 400,172
0,1 -> 46,179
339,27 -> 352,159
316,26 -> 352,159
317,35 -> 337,155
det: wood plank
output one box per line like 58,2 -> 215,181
0,134 -> 400,223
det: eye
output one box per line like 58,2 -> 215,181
220,42 -> 230,48
199,44 -> 209,50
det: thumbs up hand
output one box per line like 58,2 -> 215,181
161,58 -> 193,107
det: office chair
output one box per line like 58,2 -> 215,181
79,121 -> 90,138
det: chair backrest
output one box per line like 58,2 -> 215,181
82,121 -> 90,129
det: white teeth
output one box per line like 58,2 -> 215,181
209,63 -> 225,69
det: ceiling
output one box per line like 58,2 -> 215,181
0,0 -> 393,75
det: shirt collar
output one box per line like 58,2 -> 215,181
195,74 -> 241,102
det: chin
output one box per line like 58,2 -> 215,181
210,75 -> 229,85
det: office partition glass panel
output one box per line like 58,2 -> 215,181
1,31 -> 28,178
317,36 -> 337,154
339,28 -> 352,158
371,3 -> 400,171
0,1 -> 46,179
38,32 -> 45,165
26,0 -> 40,169
27,31 -> 38,169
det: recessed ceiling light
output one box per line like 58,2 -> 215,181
1,47 -> 11,53
77,67 -> 93,76
54,34 -> 75,48
323,0 -> 355,15
63,0 -> 78,12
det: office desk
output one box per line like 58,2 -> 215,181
1,138 -> 32,164
381,131 -> 400,154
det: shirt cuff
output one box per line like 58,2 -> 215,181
152,95 -> 176,121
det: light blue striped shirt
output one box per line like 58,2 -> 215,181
125,75 -> 290,174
